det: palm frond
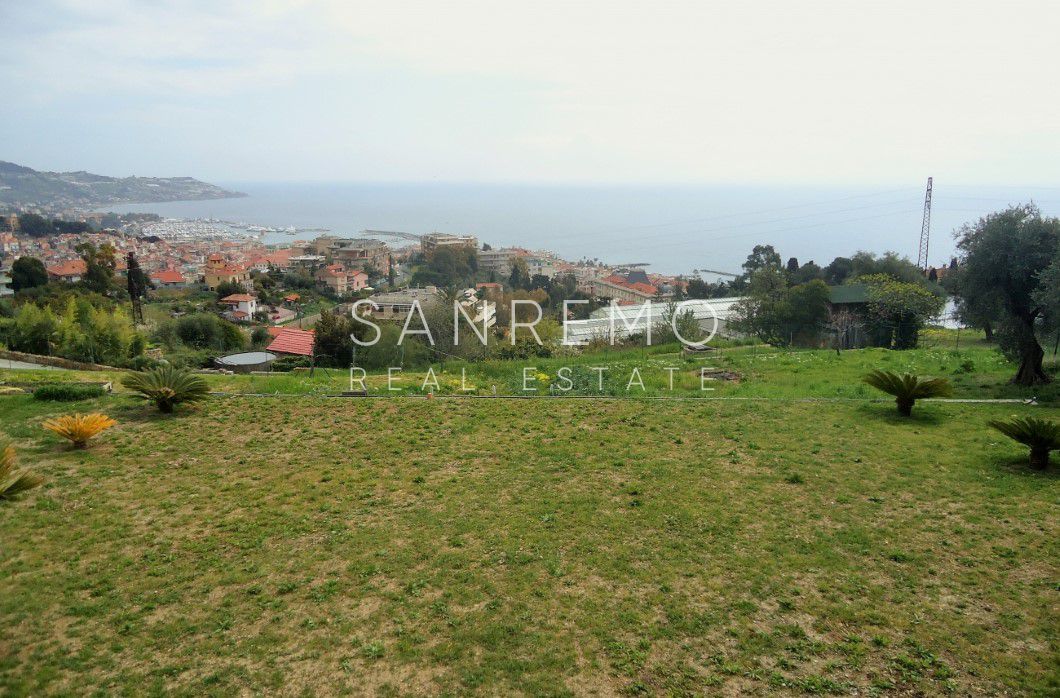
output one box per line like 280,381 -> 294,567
988,417 -> 1060,449
42,413 -> 117,448
862,370 -> 951,416
0,442 -> 44,499
122,366 -> 209,413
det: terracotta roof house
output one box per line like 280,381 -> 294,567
204,254 -> 250,290
46,259 -> 87,282
150,268 -> 188,287
316,264 -> 369,296
219,293 -> 257,322
591,274 -> 660,303
266,327 -> 315,356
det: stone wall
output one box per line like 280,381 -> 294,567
0,349 -> 122,372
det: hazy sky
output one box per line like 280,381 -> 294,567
2,0 -> 1059,185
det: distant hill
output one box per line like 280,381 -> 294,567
0,160 -> 245,211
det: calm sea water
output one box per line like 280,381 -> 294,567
107,182 -> 1059,275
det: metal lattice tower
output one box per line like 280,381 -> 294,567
916,177 -> 933,271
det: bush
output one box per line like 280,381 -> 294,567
129,354 -> 163,371
42,413 -> 117,448
7,297 -> 144,366
0,441 -> 43,500
154,313 -> 246,352
271,356 -> 312,372
988,417 -> 1059,469
33,383 -> 106,402
251,326 -> 271,347
122,366 -> 210,413
862,370 -> 952,416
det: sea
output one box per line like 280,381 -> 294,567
104,182 -> 1060,276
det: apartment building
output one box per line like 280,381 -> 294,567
421,233 -> 478,258
477,247 -> 515,276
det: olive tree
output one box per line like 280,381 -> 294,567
950,205 -> 1059,385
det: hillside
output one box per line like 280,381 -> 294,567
0,160 -> 244,211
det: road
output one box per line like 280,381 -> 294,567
0,358 -> 62,370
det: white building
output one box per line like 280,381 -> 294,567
219,293 -> 258,322
563,297 -> 745,345
526,257 -> 558,278
478,247 -> 516,276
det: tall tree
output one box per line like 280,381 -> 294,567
15,213 -> 54,238
126,252 -> 150,325
508,257 -> 529,291
950,204 -> 1059,385
731,267 -> 829,347
76,241 -> 116,294
10,257 -> 48,292
860,274 -> 944,349
741,244 -> 782,278
1033,250 -> 1060,353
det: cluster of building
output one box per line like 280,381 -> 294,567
2,214 -> 700,346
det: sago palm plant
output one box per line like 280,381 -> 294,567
0,441 -> 43,500
122,366 -> 209,413
42,413 -> 117,448
988,417 -> 1059,469
862,370 -> 952,416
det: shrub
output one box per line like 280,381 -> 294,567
0,441 -> 43,500
33,383 -> 106,402
122,366 -> 209,413
862,370 -> 952,416
42,413 -> 117,448
130,354 -> 163,371
157,313 -> 246,352
988,417 -> 1059,469
271,356 -> 312,372
8,297 -> 144,366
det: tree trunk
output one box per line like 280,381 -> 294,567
896,398 -> 913,416
1011,317 -> 1050,386
983,322 -> 993,341
1029,447 -> 1050,470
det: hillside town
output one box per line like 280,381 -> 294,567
0,211 -> 690,309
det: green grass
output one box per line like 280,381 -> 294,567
3,330 -> 1057,403
0,391 -> 1057,695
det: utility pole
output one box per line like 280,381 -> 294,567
916,177 -> 933,272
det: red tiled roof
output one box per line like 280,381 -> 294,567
284,293 -> 300,302
220,293 -> 255,303
47,259 -> 87,277
151,269 -> 185,284
266,328 -> 315,356
597,274 -> 657,296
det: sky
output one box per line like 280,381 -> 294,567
2,0 -> 1059,186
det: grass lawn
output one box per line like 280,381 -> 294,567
4,332 -> 1056,404
1,392 -> 1057,695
